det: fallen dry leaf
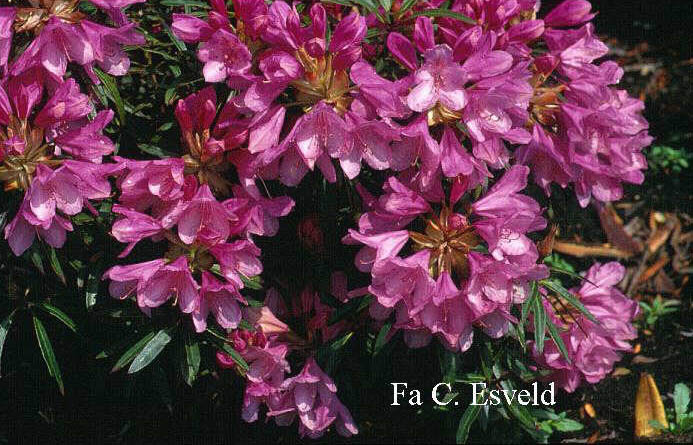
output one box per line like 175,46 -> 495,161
633,343 -> 642,354
553,241 -> 634,259
583,403 -> 597,418
634,373 -> 669,438
632,355 -> 659,364
612,367 -> 632,377
638,254 -> 670,283
598,203 -> 642,254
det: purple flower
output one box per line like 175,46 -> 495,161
192,271 -> 245,332
532,262 -> 638,392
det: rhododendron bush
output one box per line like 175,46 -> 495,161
0,0 -> 655,442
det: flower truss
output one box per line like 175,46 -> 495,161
0,0 -> 651,441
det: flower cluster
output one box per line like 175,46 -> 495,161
104,86 -> 294,332
217,301 -> 357,439
1,0 -> 146,255
343,165 -> 548,351
1,1 -> 145,82
1,0 -> 650,440
532,262 -> 639,392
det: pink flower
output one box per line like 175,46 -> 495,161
210,239 -> 263,288
105,256 -> 199,313
406,44 -> 468,112
198,29 -> 254,84
532,262 -> 638,392
4,198 -> 73,256
269,358 -> 358,438
0,7 -> 15,74
192,272 -> 245,332
82,20 -> 145,77
544,0 -> 595,28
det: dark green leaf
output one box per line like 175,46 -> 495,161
33,315 -> 64,394
541,279 -> 598,323
411,9 -> 476,24
38,303 -> 77,333
532,293 -> 547,353
160,0 -> 211,7
163,22 -> 186,53
545,319 -> 571,363
206,328 -> 249,372
48,247 -> 66,285
111,331 -> 157,373
128,329 -> 174,374
456,403 -> 482,443
183,336 -> 201,387
94,68 -> 126,124
373,321 -> 392,357
0,310 -> 16,377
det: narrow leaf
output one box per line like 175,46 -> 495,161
183,336 -> 201,387
33,315 -> 64,394
111,331 -> 156,373
541,279 -> 598,323
545,318 -> 571,363
0,310 -> 16,376
372,321 -> 392,357
128,329 -> 174,374
94,68 -> 126,124
411,9 -> 476,24
39,303 -> 77,333
456,403 -> 482,443
532,294 -> 547,353
48,247 -> 66,285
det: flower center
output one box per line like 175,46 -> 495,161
181,129 -> 230,195
290,48 -> 353,114
427,102 -> 464,127
0,116 -> 58,191
528,71 -> 566,130
409,207 -> 481,280
164,235 -> 215,274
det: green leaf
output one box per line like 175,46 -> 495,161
182,335 -> 201,387
33,315 -> 64,395
545,319 -> 571,363
94,68 -> 126,124
160,0 -> 211,6
29,248 -> 45,275
48,247 -> 66,285
163,21 -> 186,53
0,310 -> 16,377
128,329 -> 174,374
674,383 -> 691,424
137,143 -> 177,158
206,328 -> 249,372
397,0 -> 418,16
373,321 -> 392,357
532,293 -> 547,353
328,295 -> 372,325
411,9 -> 476,25
553,418 -> 584,432
111,331 -> 157,373
540,279 -> 598,324
240,274 -> 263,290
456,403 -> 482,443
38,303 -> 77,333
379,0 -> 392,11
330,331 -> 354,351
